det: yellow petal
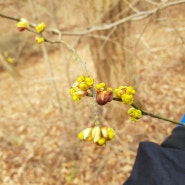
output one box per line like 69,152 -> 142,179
78,132 -> 84,140
92,126 -> 101,143
97,137 -> 106,145
107,128 -> 115,140
83,128 -> 93,140
101,127 -> 108,138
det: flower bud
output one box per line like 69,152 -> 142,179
101,127 -> 108,138
17,18 -> 29,31
97,137 -> 106,145
72,95 -> 81,101
92,126 -> 101,143
126,86 -> 136,95
96,83 -> 107,92
128,107 -> 142,121
85,77 -> 94,87
79,82 -> 89,91
78,126 -> 115,145
78,127 -> 93,141
107,127 -> 115,140
35,37 -> 45,44
35,22 -> 46,33
76,75 -> 85,83
96,90 -> 113,105
121,94 -> 134,105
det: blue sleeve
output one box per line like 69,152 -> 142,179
123,141 -> 185,185
123,126 -> 185,185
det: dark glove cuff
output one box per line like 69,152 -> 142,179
161,127 -> 185,150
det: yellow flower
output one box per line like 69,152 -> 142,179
35,22 -> 46,33
121,94 -> 134,105
126,86 -> 136,95
92,126 -> 101,143
36,37 -> 45,44
115,86 -> 136,104
85,77 -> 94,87
69,87 -> 76,96
76,76 -> 94,90
17,18 -> 29,31
96,82 -> 107,91
78,132 -> 84,140
107,128 -> 115,140
72,95 -> 81,102
114,86 -> 125,98
76,75 -> 85,83
78,125 -> 115,146
97,137 -> 106,145
7,57 -> 15,64
70,76 -> 94,101
3,52 -> 15,64
78,82 -> 89,91
101,127 -> 108,138
78,128 -> 93,142
70,86 -> 87,102
101,127 -> 115,140
128,107 -> 142,121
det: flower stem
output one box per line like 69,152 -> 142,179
112,97 -> 183,126
90,88 -> 100,126
131,103 -> 183,125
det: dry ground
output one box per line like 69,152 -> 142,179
0,1 -> 185,185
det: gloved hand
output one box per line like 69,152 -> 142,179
178,114 -> 185,127
161,114 -> 185,150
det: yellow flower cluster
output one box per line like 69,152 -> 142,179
35,22 -> 46,33
3,51 -> 15,64
96,82 -> 113,92
35,22 -> 46,44
78,125 -> 115,145
17,18 -> 29,31
128,107 -> 142,121
17,18 -> 46,44
114,86 -> 135,105
70,76 -> 94,101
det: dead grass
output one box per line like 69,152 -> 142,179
0,1 -> 185,185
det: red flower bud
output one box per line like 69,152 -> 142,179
96,90 -> 113,105
17,27 -> 26,32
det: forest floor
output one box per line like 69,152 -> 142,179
0,1 -> 185,185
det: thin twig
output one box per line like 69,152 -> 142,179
86,93 -> 183,125
113,97 -> 183,125
41,43 -> 63,116
1,0 -> 185,36
0,13 -> 19,22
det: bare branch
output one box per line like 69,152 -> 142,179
60,0 -> 185,36
1,0 -> 185,37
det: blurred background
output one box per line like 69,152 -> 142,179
0,0 -> 185,184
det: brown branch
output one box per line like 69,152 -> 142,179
59,0 -> 185,36
1,0 -> 185,36
0,13 -> 19,22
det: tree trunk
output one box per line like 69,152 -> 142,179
90,0 -> 135,121
91,0 -> 133,88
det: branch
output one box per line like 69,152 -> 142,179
0,6 -> 184,126
1,0 -> 185,36
52,0 -> 185,36
86,94 -> 183,125
113,97 -> 183,126
0,13 -> 19,22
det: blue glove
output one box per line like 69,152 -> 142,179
178,114 -> 185,127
